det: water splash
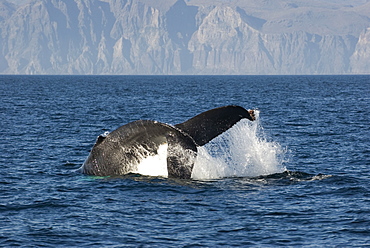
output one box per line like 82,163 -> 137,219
191,111 -> 287,180
133,143 -> 169,177
132,110 -> 287,179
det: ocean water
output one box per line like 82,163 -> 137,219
0,75 -> 369,247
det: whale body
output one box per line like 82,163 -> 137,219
80,105 -> 255,179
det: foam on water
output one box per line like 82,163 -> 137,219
191,111 -> 287,180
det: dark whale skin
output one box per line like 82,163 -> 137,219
81,106 -> 255,179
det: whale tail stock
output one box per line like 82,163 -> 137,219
81,105 -> 255,178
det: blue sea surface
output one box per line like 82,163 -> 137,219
0,75 -> 369,247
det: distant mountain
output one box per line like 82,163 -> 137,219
0,1 -> 16,21
1,0 -> 370,74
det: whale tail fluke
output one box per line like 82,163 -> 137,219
175,105 -> 255,146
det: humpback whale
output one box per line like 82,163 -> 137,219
81,105 -> 255,179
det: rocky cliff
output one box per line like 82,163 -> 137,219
1,0 -> 370,74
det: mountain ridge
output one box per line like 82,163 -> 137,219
1,0 -> 370,74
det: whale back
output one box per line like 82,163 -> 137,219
81,120 -> 197,178
175,105 -> 255,146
